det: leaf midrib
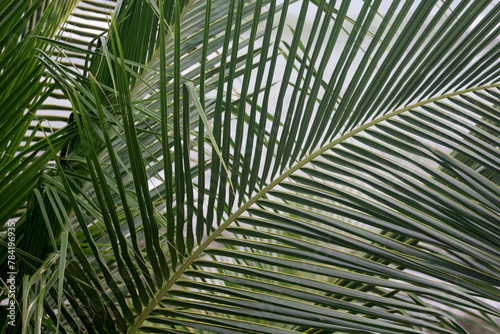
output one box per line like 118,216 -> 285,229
127,82 -> 500,333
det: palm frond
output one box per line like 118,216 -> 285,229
127,84 -> 500,333
2,1 -> 500,333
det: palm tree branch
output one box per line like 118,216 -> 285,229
128,82 -> 500,333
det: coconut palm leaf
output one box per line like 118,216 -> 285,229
0,2 -> 121,331
123,84 -> 499,334
1,0 -> 500,333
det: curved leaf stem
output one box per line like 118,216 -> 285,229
128,82 -> 500,333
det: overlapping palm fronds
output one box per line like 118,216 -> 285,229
1,1 -> 499,333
